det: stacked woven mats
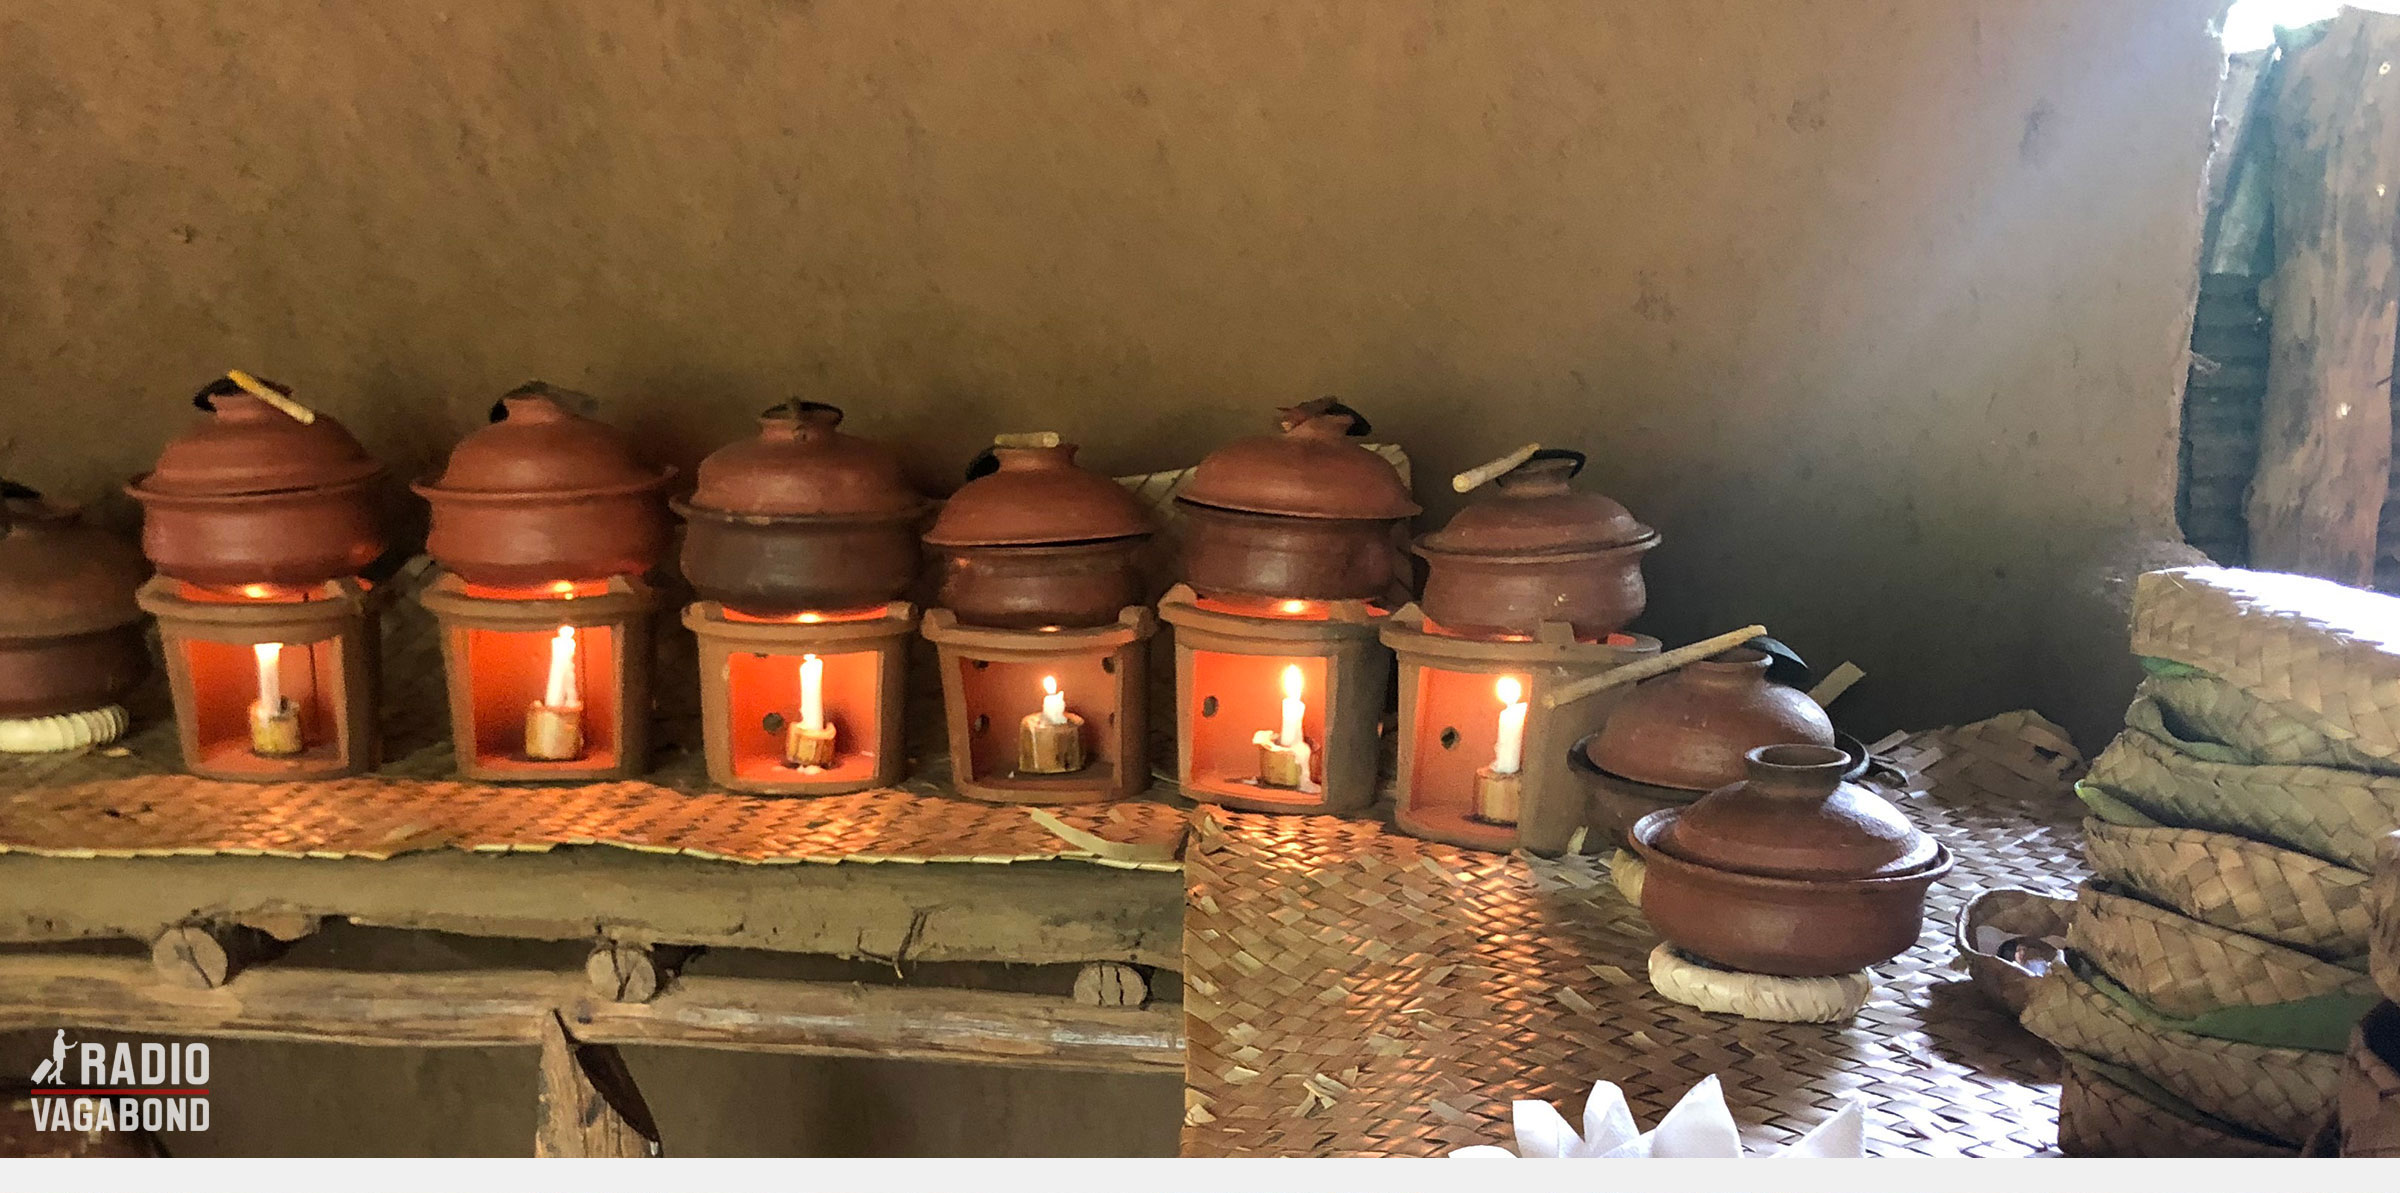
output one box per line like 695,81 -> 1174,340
2020,567 -> 2400,1156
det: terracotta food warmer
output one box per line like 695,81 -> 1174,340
1176,398 -> 1417,602
922,439 -> 1152,630
1631,743 -> 1953,977
0,483 -> 150,750
130,374 -> 388,780
416,386 -> 667,782
675,401 -> 927,616
678,401 -> 927,796
1415,449 -> 1657,640
127,377 -> 385,587
1572,646 -> 1837,843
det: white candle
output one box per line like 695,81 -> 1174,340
1492,675 -> 1528,774
543,626 -> 580,708
252,642 -> 283,714
1041,675 -> 1067,725
799,653 -> 825,732
1278,664 -> 1306,748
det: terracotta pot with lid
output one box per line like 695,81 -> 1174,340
1416,448 -> 1658,639
127,375 -> 387,587
414,384 -> 674,585
675,401 -> 928,615
1631,743 -> 1954,976
923,437 -> 1152,629
1176,398 -> 1417,601
0,483 -> 151,719
1584,647 -> 1835,792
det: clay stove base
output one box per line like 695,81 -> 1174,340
1159,586 -> 1389,816
420,572 -> 655,784
137,576 -> 380,782
922,606 -> 1154,806
684,602 -> 916,797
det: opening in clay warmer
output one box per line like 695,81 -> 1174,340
419,573 -> 655,782
920,606 -> 1154,805
684,602 -> 916,795
1158,585 -> 1390,814
136,577 -> 379,780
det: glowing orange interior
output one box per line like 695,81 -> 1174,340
1190,595 -> 1387,621
454,624 -> 621,772
461,579 -> 611,601
178,635 -> 347,774
1418,615 -> 1635,646
719,604 -> 893,625
1405,666 -> 1525,823
722,648 -> 884,785
1183,651 -> 1327,806
954,654 -> 1119,788
174,579 -> 364,604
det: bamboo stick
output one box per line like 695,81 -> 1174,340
1540,623 -> 1767,710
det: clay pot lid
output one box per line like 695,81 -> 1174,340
1654,743 -> 1940,881
415,384 -> 672,499
923,436 -> 1154,547
1416,449 -> 1656,558
1585,647 -> 1837,791
0,483 -> 148,638
132,375 -> 382,498
1177,398 -> 1419,521
681,401 -> 925,520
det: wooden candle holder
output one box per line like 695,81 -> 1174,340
420,571 -> 656,783
682,601 -> 916,796
921,606 -> 1154,805
137,576 -> 380,781
1381,604 -> 1658,853
1157,585 -> 1390,814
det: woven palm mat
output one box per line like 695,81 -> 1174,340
0,560 -> 1186,870
1182,709 -> 2089,1157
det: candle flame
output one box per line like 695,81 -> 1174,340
555,625 -> 576,646
1042,675 -> 1058,696
1282,664 -> 1305,700
253,642 -> 281,666
803,652 -> 819,662
550,580 -> 577,596
1496,676 -> 1523,705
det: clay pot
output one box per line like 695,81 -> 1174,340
0,486 -> 151,718
675,402 -> 928,614
924,442 -> 1152,628
1585,647 -> 1836,791
414,386 -> 674,585
1631,744 -> 1953,976
1571,728 -> 1872,847
1416,450 -> 1658,639
1176,399 -> 1417,600
127,379 -> 387,586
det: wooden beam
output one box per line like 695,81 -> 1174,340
536,1010 -> 660,1158
0,953 -> 1184,1074
0,847 -> 1179,969
2249,10 -> 2400,584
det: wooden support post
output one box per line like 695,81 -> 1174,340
1073,961 -> 1149,1008
149,921 -> 276,990
535,1010 -> 660,1158
2248,10 -> 2400,584
584,942 -> 692,1004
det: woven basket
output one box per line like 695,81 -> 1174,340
2057,1056 -> 2297,1157
2375,834 -> 2400,1005
2141,672 -> 2400,775
2131,567 -> 2400,769
2021,962 -> 2341,1144
2334,1003 -> 2400,1157
2067,882 -> 2377,1021
1953,887 -> 2072,1016
2086,726 -> 2400,872
2082,818 -> 2372,961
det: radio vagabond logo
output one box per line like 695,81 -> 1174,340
26,1029 -> 211,1134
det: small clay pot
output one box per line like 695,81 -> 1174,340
127,380 -> 387,586
924,441 -> 1152,628
1630,744 -> 1952,976
1571,730 -> 1873,847
1176,399 -> 1416,600
1416,451 -> 1658,639
676,402 -> 927,614
415,386 -> 674,585
1586,647 -> 1836,791
0,487 -> 151,718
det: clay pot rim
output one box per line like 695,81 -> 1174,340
127,471 -> 382,505
1574,729 -> 1872,792
671,494 -> 929,526
929,534 -> 1151,553
1630,810 -> 1954,889
1174,495 -> 1413,525
1412,528 -> 1661,564
410,466 -> 676,503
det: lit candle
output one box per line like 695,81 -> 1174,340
1491,676 -> 1528,775
799,653 -> 825,731
1278,664 -> 1305,747
1041,675 -> 1068,725
253,642 -> 283,715
543,626 -> 580,709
